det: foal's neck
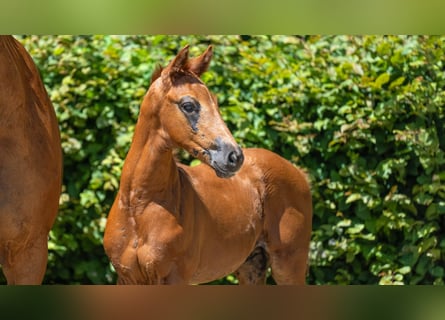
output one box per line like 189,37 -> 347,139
119,110 -> 180,213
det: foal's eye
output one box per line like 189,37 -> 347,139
181,102 -> 195,113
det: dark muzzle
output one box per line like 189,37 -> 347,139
208,139 -> 244,178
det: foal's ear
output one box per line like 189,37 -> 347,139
186,45 -> 213,77
168,45 -> 190,71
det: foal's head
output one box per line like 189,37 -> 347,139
145,45 -> 244,178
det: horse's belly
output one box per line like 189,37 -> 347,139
189,215 -> 261,284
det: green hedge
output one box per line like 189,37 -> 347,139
3,35 -> 443,284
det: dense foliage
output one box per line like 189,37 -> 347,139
2,35 -> 443,284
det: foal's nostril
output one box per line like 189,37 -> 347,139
208,139 -> 244,177
228,151 -> 238,165
226,147 -> 244,170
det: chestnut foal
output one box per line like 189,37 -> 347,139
104,45 -> 312,284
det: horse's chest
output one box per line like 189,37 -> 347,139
125,185 -> 264,283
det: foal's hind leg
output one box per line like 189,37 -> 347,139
269,247 -> 309,285
234,245 -> 270,285
266,208 -> 311,285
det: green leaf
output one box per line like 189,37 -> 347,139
389,76 -> 405,89
346,224 -> 365,234
190,159 -> 202,167
397,266 -> 411,275
375,73 -> 391,88
425,203 -> 438,220
345,193 -> 362,204
430,266 -> 444,278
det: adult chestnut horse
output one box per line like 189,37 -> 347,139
0,36 -> 62,284
104,45 -> 312,284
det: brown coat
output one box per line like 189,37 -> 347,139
0,36 -> 62,284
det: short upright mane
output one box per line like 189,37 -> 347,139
149,46 -> 210,88
150,63 -> 203,88
150,64 -> 163,85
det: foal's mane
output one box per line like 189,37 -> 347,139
149,63 -> 204,87
150,64 -> 163,85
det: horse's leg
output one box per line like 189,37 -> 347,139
2,234 -> 48,284
266,207 -> 311,285
234,245 -> 270,285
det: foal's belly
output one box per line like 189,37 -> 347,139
189,221 -> 260,284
